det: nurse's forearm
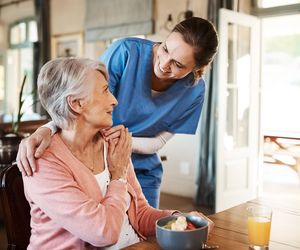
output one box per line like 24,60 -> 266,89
132,131 -> 174,154
41,121 -> 58,136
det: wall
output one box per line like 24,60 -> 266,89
50,0 -> 85,35
159,131 -> 201,197
148,0 -> 208,41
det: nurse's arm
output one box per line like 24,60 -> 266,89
16,121 -> 57,176
103,127 -> 174,154
132,131 -> 174,154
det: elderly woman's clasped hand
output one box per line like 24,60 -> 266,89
106,126 -> 132,180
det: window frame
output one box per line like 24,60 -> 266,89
8,17 -> 37,49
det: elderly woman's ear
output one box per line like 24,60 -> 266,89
67,95 -> 84,115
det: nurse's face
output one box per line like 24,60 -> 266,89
153,32 -> 196,81
81,70 -> 118,129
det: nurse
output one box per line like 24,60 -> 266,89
16,17 -> 218,208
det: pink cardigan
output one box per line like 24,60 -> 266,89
23,134 -> 174,249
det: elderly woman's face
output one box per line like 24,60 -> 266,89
81,70 -> 117,129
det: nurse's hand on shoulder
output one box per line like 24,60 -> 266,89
16,127 -> 52,176
107,127 -> 132,180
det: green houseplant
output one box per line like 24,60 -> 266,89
12,75 -> 27,134
0,75 -> 30,166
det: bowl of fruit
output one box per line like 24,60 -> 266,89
156,214 -> 208,250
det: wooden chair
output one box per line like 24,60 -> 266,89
0,163 -> 31,249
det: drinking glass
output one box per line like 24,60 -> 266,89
247,205 -> 272,250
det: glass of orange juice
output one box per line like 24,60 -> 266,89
247,206 -> 272,249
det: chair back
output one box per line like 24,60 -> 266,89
0,163 -> 31,249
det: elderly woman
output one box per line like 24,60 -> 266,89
23,58 -> 213,249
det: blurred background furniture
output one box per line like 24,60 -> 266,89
264,133 -> 300,176
0,163 -> 31,249
0,119 -> 48,169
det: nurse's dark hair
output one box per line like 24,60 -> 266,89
172,17 -> 219,82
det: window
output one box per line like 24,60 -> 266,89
0,52 -> 4,115
10,22 -> 26,45
261,14 -> 300,134
2,18 -> 40,123
9,19 -> 37,48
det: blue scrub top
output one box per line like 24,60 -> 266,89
100,38 -> 205,188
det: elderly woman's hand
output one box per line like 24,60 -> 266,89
102,125 -> 125,144
188,211 -> 214,235
107,127 -> 132,180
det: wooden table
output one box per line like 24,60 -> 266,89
123,196 -> 300,249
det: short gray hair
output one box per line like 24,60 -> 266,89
38,57 -> 108,129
